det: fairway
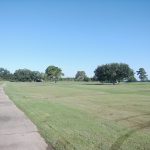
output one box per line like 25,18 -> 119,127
4,82 -> 150,150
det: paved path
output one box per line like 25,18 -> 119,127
0,87 -> 50,150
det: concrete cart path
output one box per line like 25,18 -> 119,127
0,87 -> 50,150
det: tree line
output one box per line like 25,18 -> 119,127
0,63 -> 148,84
75,63 -> 148,84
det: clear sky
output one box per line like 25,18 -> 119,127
0,0 -> 150,78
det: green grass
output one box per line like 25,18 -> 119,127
4,82 -> 150,150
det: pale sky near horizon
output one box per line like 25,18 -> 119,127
0,0 -> 150,78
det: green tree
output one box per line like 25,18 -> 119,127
127,76 -> 137,82
0,68 -> 12,80
116,63 -> 135,83
14,69 -> 33,82
75,71 -> 88,81
45,66 -> 64,83
14,69 -> 44,82
137,68 -> 148,81
31,71 -> 44,82
94,63 -> 134,84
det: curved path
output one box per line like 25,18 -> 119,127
0,87 -> 50,150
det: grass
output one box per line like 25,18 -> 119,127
4,81 -> 150,150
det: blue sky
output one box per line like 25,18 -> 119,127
0,0 -> 150,78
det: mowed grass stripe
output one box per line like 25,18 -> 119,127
4,82 -> 150,150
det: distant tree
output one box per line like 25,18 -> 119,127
137,68 -> 148,81
91,75 -> 98,81
14,69 -> 44,82
75,71 -> 88,81
94,63 -> 134,84
83,76 -> 90,82
14,69 -> 33,82
0,68 -> 11,80
127,76 -> 137,82
31,71 -> 44,82
45,66 -> 64,83
116,63 -> 135,83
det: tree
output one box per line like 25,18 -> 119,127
75,71 -> 88,81
127,76 -> 137,82
116,63 -> 135,83
94,63 -> 134,84
14,69 -> 44,82
31,71 -> 44,82
45,66 -> 64,83
14,69 -> 33,82
84,76 -> 90,82
137,68 -> 148,81
0,68 -> 12,80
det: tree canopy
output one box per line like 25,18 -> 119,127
0,68 -> 12,80
0,63 -> 149,83
75,71 -> 89,81
14,69 -> 43,82
137,68 -> 148,81
45,66 -> 64,82
94,63 -> 134,84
